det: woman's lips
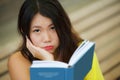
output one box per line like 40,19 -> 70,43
43,46 -> 54,51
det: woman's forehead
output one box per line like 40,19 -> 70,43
31,13 -> 53,28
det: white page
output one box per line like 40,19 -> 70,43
68,40 -> 89,64
72,40 -> 88,56
31,60 -> 68,68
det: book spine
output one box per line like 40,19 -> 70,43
30,68 -> 65,80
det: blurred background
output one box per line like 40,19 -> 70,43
0,0 -> 120,80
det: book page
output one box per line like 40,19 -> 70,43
68,40 -> 89,64
31,60 -> 69,68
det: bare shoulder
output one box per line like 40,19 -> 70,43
8,51 -> 31,66
8,51 -> 31,80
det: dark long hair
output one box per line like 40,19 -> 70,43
18,0 -> 83,63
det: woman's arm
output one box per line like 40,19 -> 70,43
8,38 -> 54,80
8,52 -> 31,80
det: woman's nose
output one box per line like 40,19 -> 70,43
43,31 -> 51,43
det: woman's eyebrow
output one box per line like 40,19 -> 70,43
48,23 -> 54,27
32,25 -> 41,28
31,23 -> 54,28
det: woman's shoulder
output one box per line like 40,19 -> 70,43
8,51 -> 31,80
9,51 -> 21,60
8,51 -> 31,67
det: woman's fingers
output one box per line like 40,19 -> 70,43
26,37 -> 33,49
26,37 -> 36,57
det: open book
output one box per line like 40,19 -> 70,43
30,40 -> 95,80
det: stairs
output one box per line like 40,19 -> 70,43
0,0 -> 120,80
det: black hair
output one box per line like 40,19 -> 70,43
18,0 -> 83,63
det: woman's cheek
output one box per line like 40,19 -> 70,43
30,36 -> 40,46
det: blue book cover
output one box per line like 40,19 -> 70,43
30,40 -> 95,80
30,67 -> 65,80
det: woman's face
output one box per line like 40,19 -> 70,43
30,13 -> 59,54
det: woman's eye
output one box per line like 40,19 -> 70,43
51,26 -> 55,30
33,29 -> 40,32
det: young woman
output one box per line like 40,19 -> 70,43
8,0 -> 104,80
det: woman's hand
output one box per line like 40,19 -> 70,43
26,37 -> 54,60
